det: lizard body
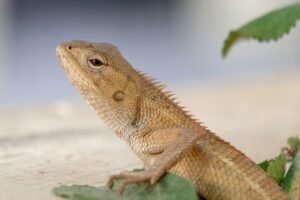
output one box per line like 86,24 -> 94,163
56,40 -> 289,200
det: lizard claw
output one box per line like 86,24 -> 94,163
106,170 -> 131,188
106,175 -> 116,189
106,170 -> 155,194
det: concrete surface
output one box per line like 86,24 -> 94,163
0,72 -> 299,200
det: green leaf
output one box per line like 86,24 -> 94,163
258,160 -> 270,171
288,137 -> 300,151
53,185 -> 117,200
267,154 -> 287,184
281,150 -> 300,198
53,173 -> 198,200
258,154 -> 286,184
222,3 -> 300,57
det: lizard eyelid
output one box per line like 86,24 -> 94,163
87,55 -> 107,70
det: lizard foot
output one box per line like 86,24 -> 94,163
106,170 -> 157,194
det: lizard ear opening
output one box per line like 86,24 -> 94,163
113,90 -> 125,101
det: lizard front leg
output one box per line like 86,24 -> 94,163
107,127 -> 200,194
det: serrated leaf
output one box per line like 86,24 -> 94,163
258,154 -> 286,184
53,172 -> 198,200
222,3 -> 300,57
281,150 -> 300,199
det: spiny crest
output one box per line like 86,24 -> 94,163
135,69 -> 174,98
134,69 -> 201,124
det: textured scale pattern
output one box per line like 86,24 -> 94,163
56,40 -> 289,200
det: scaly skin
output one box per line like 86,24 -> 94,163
56,40 -> 289,200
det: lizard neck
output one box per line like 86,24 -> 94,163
81,89 -> 136,137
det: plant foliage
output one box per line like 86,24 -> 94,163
53,173 -> 198,200
222,3 -> 300,57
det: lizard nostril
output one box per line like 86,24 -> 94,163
68,46 -> 72,50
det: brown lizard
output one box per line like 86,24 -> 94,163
56,40 -> 289,200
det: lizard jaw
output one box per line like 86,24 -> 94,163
56,44 -> 95,92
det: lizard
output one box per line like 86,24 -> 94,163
56,40 -> 289,200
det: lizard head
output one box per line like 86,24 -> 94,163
56,40 -> 140,134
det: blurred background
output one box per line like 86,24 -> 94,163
0,1 -> 299,199
0,0 -> 299,107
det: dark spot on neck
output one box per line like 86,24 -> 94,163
131,96 -> 141,127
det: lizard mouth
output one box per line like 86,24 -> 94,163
56,44 -> 95,90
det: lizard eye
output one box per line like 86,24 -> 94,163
89,59 -> 103,66
87,55 -> 106,70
